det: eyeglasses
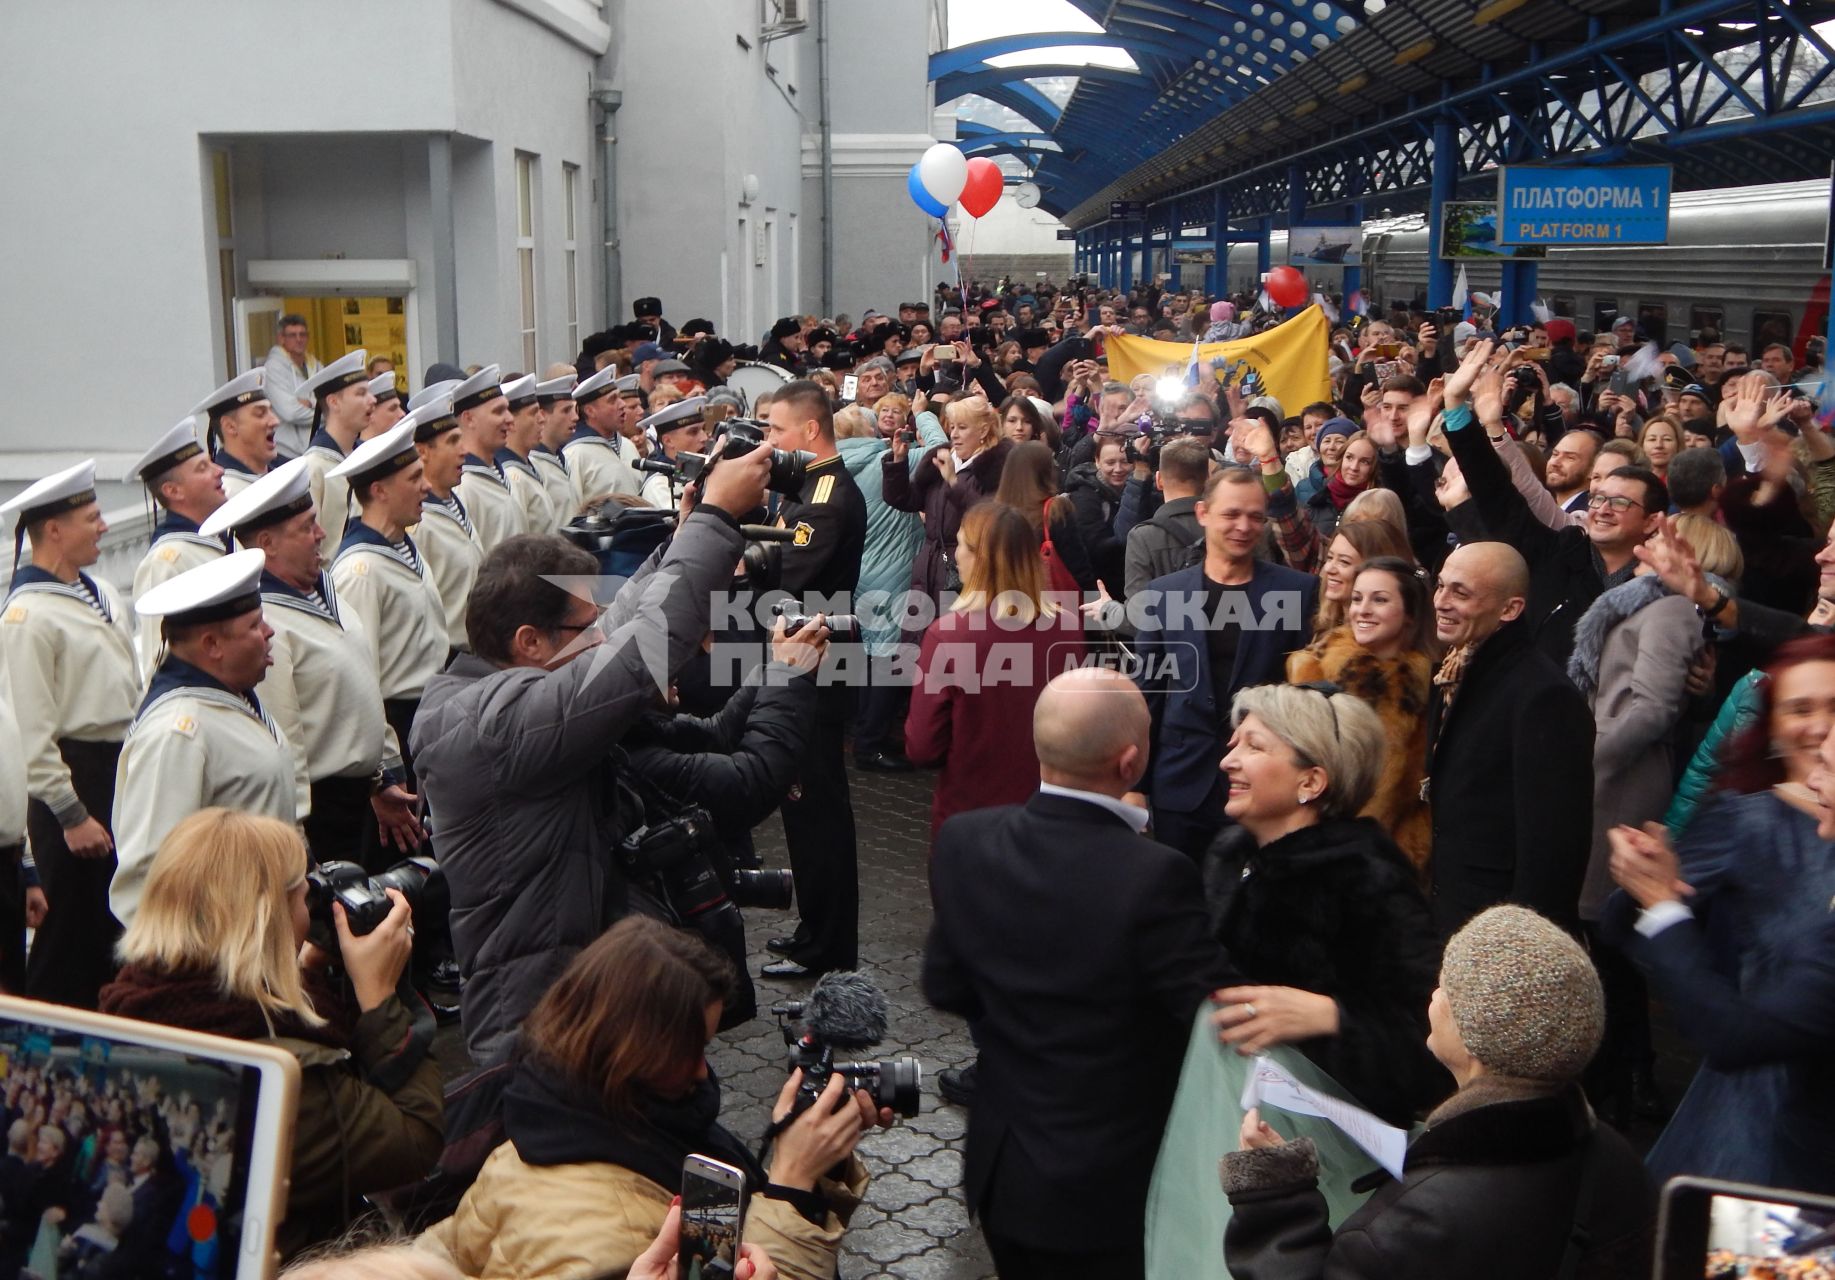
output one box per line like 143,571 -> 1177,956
1587,493 -> 1645,513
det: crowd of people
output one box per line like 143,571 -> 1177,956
0,271 -> 1831,1277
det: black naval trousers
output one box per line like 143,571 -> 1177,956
779,684 -> 859,973
24,738 -> 122,1008
0,845 -> 25,994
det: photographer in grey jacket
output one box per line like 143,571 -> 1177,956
412,446 -> 774,1064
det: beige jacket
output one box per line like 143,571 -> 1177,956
532,450 -> 576,526
562,432 -> 642,506
418,1144 -> 867,1280
302,445 -> 355,570
458,460 -> 525,557
131,531 -> 224,676
330,535 -> 448,701
503,455 -> 559,535
415,497 -> 484,653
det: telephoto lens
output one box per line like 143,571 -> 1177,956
729,867 -> 794,910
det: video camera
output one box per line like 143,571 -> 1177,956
620,805 -> 795,933
772,973 -> 921,1120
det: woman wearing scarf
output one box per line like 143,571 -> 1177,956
1306,429 -> 1379,538
1293,417 -> 1357,511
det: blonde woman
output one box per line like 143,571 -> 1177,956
881,396 -> 1013,619
99,809 -> 442,1260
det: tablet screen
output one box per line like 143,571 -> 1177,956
0,1018 -> 262,1280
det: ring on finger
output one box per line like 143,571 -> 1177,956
1241,1002 -> 1257,1019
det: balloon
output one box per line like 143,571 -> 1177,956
1265,265 -> 1309,309
917,143 -> 969,207
907,163 -> 948,218
959,157 -> 1003,218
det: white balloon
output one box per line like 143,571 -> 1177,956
917,143 -> 968,206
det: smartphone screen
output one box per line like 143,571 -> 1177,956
681,1155 -> 747,1277
1657,1179 -> 1835,1279
841,374 -> 859,401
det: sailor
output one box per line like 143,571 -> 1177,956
532,373 -> 579,524
411,392 -> 484,656
128,417 -> 227,676
0,682 -> 31,992
365,370 -> 405,439
564,366 -> 644,505
199,461 -> 417,868
636,396 -> 709,510
328,422 -> 448,797
494,375 -> 558,533
110,549 -> 296,929
295,349 -> 376,568
452,364 -> 523,555
195,369 -> 277,500
0,462 -> 141,1006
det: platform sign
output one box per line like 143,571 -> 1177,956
1110,200 -> 1147,219
1496,165 -> 1670,246
1056,227 -> 1077,240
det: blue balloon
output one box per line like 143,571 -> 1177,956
907,163 -> 948,218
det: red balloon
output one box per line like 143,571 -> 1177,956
959,158 -> 1004,218
1265,265 -> 1309,309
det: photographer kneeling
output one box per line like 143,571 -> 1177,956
418,916 -> 886,1280
100,808 -> 443,1259
412,445 -> 773,1066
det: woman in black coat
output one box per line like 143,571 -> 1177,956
1220,906 -> 1654,1280
880,397 -> 1012,620
1204,683 -> 1450,1127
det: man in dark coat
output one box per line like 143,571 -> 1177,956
924,668 -> 1235,1280
1425,541 -> 1594,937
1062,437 -> 1128,593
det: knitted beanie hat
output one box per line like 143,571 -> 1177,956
1440,906 -> 1604,1081
1313,416 -> 1357,455
1211,301 -> 1236,323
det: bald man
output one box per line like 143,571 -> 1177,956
1425,541 -> 1594,938
923,668 -> 1234,1280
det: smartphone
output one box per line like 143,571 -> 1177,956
1519,346 -> 1552,362
1364,343 -> 1401,359
899,427 -> 916,444
841,374 -> 859,401
0,995 -> 300,1280
934,344 -> 959,363
1608,366 -> 1636,396
680,1154 -> 748,1277
1374,360 -> 1402,383
1657,1176 -> 1835,1279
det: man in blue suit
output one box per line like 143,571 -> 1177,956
1131,466 -> 1316,859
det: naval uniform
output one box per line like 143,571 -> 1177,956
0,567 -> 140,1007
417,492 -> 483,655
258,569 -> 401,867
110,655 -> 296,930
770,452 -> 869,973
130,511 -> 227,677
331,522 -> 447,790
299,429 -> 355,568
0,685 -> 27,991
458,452 -> 525,555
531,444 -> 576,526
562,424 -> 643,506
497,446 -> 558,535
214,450 -> 265,501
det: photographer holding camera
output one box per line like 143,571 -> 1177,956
100,808 -> 443,1260
418,916 -> 889,1280
411,444 -> 774,1065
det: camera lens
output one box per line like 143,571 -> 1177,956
730,868 -> 794,911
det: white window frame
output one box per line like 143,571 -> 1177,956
516,152 -> 539,372
563,163 -> 580,359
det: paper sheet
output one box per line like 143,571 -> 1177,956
1240,1055 -> 1410,1179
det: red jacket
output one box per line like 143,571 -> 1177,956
904,605 -> 1086,842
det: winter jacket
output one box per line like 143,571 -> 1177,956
1287,630 -> 1432,876
1221,1078 -> 1654,1280
411,509 -> 746,1065
1664,668 -> 1763,835
880,439 -> 1012,609
1062,462 -> 1125,591
1121,496 -> 1203,602
837,411 -> 946,656
1202,818 -> 1452,1125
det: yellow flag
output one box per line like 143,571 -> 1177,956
1102,305 -> 1332,419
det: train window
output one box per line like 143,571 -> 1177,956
1637,302 -> 1667,344
1594,301 -> 1620,333
1689,305 -> 1724,344
1550,296 -> 1575,318
1752,310 -> 1793,351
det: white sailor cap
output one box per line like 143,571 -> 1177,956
200,458 -> 314,541
535,374 -> 577,404
130,418 -> 207,484
573,365 -> 619,405
501,375 -> 539,410
135,548 -> 266,626
368,372 -> 402,402
400,395 -> 460,442
639,396 -> 708,437
451,364 -> 504,414
614,374 -> 644,395
407,380 -> 461,414
330,421 -> 420,488
192,369 -> 266,422
298,351 -> 371,404
0,460 -> 98,529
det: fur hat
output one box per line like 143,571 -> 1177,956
770,316 -> 802,341
1440,906 -> 1604,1081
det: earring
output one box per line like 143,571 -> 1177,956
1297,793 -> 1311,805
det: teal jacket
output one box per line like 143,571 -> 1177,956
1664,668 -> 1764,835
837,411 -> 947,656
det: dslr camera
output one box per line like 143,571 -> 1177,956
620,806 -> 795,931
677,418 -> 815,495
307,857 -> 440,936
771,599 -> 860,643
773,993 -> 922,1120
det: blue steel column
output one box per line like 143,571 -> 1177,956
1255,220 -> 1271,279
1121,219 -> 1136,293
1342,201 -> 1364,311
1498,260 -> 1540,328
1426,114 -> 1457,309
1209,187 -> 1228,296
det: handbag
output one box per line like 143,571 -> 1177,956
1040,499 -> 1082,595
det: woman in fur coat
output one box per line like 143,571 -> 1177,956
1286,557 -> 1435,877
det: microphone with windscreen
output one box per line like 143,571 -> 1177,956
772,971 -> 922,1117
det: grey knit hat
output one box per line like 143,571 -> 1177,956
1440,906 -> 1604,1081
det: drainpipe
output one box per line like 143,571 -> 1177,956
817,0 -> 833,316
591,83 -> 623,329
